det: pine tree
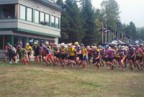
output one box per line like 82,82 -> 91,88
56,0 -> 70,43
95,9 -> 103,44
100,0 -> 120,42
101,0 -> 120,30
56,0 -> 85,43
81,0 -> 97,45
123,22 -> 138,40
138,27 -> 144,40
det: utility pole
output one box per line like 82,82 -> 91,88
102,22 -> 104,44
105,21 -> 108,43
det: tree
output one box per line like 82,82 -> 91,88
81,0 -> 97,45
56,0 -> 64,6
101,0 -> 120,30
123,22 -> 138,40
137,27 -> 144,40
58,0 -> 84,43
56,0 -> 69,42
66,0 -> 85,43
95,9 -> 103,44
129,22 -> 137,39
100,0 -> 120,42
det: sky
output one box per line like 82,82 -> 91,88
91,0 -> 144,27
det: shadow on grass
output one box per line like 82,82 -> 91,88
0,60 -> 144,74
0,61 -> 24,67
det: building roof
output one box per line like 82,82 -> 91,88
34,0 -> 61,11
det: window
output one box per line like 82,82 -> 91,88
55,17 -> 59,28
54,17 -> 60,29
27,8 -> 32,21
58,18 -> 61,29
40,12 -> 44,24
20,5 -> 26,20
45,14 -> 50,26
34,10 -> 39,23
0,4 -> 15,19
18,5 -> 61,29
51,15 -> 55,27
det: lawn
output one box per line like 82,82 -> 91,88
0,61 -> 144,97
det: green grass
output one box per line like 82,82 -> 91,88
0,61 -> 144,97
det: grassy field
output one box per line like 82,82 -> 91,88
0,61 -> 144,97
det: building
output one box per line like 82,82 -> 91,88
0,0 -> 61,50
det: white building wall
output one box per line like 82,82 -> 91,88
0,19 -> 60,37
0,0 -> 61,43
17,0 -> 61,37
18,0 -> 61,17
18,19 -> 60,37
0,19 -> 18,28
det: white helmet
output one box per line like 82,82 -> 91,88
61,43 -> 65,46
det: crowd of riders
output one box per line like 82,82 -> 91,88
4,41 -> 144,71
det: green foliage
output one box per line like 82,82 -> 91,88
56,0 -> 69,42
64,0 -> 84,43
56,0 -> 64,6
81,0 -> 97,45
57,0 -> 141,44
57,0 -> 84,43
123,22 -> 138,40
137,27 -> 144,40
101,0 -> 120,30
95,9 -> 103,44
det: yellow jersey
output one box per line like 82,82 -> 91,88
68,47 -> 76,56
25,45 -> 32,52
82,48 -> 87,56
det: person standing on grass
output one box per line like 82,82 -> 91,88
127,46 -> 136,70
97,46 -> 104,67
59,43 -> 67,67
45,41 -> 52,51
135,45 -> 144,69
51,43 -> 59,65
117,46 -> 127,71
40,43 -> 47,63
74,42 -> 82,65
7,44 -> 17,64
33,42 -> 40,63
41,44 -> 50,65
81,44 -> 87,69
100,47 -> 107,67
67,43 -> 76,68
17,45 -> 28,65
16,44 -> 23,63
46,43 -> 55,65
92,46 -> 101,70
25,43 -> 32,61
105,45 -> 115,70
86,46 -> 93,65
139,44 -> 144,69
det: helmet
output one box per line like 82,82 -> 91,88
34,42 -> 38,45
74,42 -> 79,45
61,43 -> 65,46
26,43 -> 29,45
105,45 -> 109,49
